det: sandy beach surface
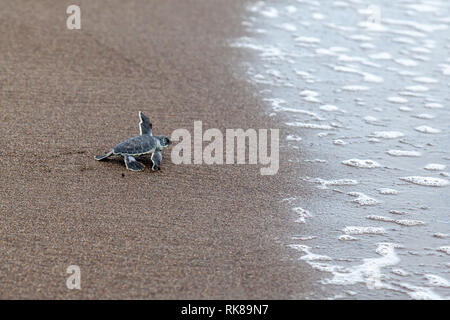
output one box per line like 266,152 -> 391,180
0,0 -> 323,299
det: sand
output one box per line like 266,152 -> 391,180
0,0 -> 322,299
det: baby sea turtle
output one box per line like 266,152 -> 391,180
94,112 -> 172,172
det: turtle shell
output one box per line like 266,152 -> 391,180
113,135 -> 157,156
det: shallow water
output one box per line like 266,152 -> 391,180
233,0 -> 450,299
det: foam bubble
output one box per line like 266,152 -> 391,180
309,178 -> 358,189
395,59 -> 418,67
438,246 -> 450,255
348,192 -> 380,206
286,122 -> 333,130
406,85 -> 429,92
339,235 -> 357,241
400,176 -> 449,187
293,207 -> 312,224
413,113 -> 435,119
387,150 -> 421,157
372,131 -> 405,139
398,283 -> 443,300
343,226 -> 386,235
392,268 -> 409,276
286,135 -> 303,142
280,23 -> 297,31
378,188 -> 399,195
333,139 -> 347,145
367,215 -> 425,226
261,7 -> 279,18
433,233 -> 449,239
424,164 -> 446,171
425,274 -> 450,288
320,104 -> 339,111
342,159 -> 381,168
414,125 -> 441,134
387,96 -> 408,104
295,36 -> 321,44
288,244 -> 333,261
413,77 -> 438,84
323,243 -> 400,289
424,103 -> 443,109
364,116 -> 378,124
341,85 -> 370,91
369,52 -> 392,60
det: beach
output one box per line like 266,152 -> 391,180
0,0 -> 323,299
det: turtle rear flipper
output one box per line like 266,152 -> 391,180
94,150 -> 113,161
124,155 -> 144,171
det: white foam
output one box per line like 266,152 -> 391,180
323,243 -> 400,289
333,139 -> 347,146
438,246 -> 450,255
378,188 -> 399,195
366,215 -> 425,226
406,85 -> 429,92
261,7 -> 279,18
339,235 -> 357,241
414,125 -> 441,134
406,4 -> 439,13
292,235 -> 317,241
400,176 -> 449,187
438,64 -> 450,76
372,131 -> 404,139
312,13 -> 325,20
341,85 -> 370,91
395,59 -> 418,67
424,164 -> 446,171
362,72 -> 384,83
369,52 -> 392,60
425,274 -> 450,288
413,77 -> 438,84
295,36 -> 321,44
413,113 -> 435,119
309,178 -> 358,189
387,96 -> 408,104
286,122 -> 333,130
364,116 -> 378,124
392,268 -> 409,276
348,192 -> 380,206
342,159 -> 381,168
293,207 -> 312,224
300,89 -> 321,103
285,5 -> 297,14
343,226 -> 386,235
433,233 -> 450,239
320,104 -> 339,111
288,244 -> 332,261
398,283 -> 443,300
286,134 -> 303,142
280,23 -> 297,31
387,150 -> 421,157
424,103 -> 443,109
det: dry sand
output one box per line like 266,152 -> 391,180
0,0 -> 323,299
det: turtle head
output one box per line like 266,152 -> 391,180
156,135 -> 172,149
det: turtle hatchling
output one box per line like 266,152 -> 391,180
94,112 -> 172,172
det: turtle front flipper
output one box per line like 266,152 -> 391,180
94,150 -> 113,161
151,150 -> 162,171
139,111 -> 152,136
124,155 -> 145,171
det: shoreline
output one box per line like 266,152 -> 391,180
0,0 -> 323,298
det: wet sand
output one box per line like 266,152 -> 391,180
0,0 -> 322,298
